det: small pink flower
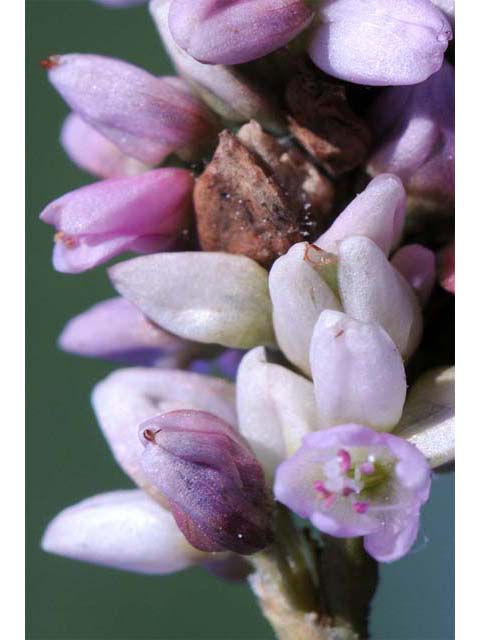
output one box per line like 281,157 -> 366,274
39,168 -> 193,273
274,424 -> 431,562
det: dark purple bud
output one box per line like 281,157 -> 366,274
139,410 -> 274,555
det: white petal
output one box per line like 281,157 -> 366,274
315,174 -> 406,255
109,252 -> 275,349
395,366 -> 454,468
338,236 -> 423,359
236,347 -> 317,480
310,310 -> 407,431
92,367 -> 236,502
269,242 -> 341,376
42,490 -> 208,574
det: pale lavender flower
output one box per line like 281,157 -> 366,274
58,297 -> 195,365
39,168 -> 193,273
42,54 -> 220,164
274,423 -> 431,562
368,61 -> 454,205
139,410 -> 274,554
42,490 -> 207,574
309,311 -> 407,432
308,0 -> 451,85
168,0 -> 451,86
168,0 -> 315,65
61,114 -> 149,179
391,244 -> 436,306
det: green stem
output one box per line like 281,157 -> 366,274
248,507 -> 370,640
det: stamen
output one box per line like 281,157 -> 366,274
342,487 -> 355,497
353,501 -> 369,514
337,449 -> 351,473
313,480 -> 331,499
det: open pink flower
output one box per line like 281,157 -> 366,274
274,424 -> 431,562
39,168 -> 193,273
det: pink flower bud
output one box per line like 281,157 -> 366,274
309,0 -> 451,86
43,54 -> 220,164
168,0 -> 315,65
139,410 -> 274,554
39,168 -> 193,273
61,114 -> 149,179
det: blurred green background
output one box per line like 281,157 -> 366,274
26,1 -> 454,638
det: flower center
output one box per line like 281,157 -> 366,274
313,448 -> 392,514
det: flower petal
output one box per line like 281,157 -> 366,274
394,367 -> 454,468
310,310 -> 407,431
315,174 -> 406,256
338,236 -> 423,359
391,244 -> 436,306
269,242 -> 340,376
168,0 -> 314,65
42,489 -> 208,573
150,0 -> 282,129
61,113 -> 149,179
109,252 -> 275,349
236,347 -> 317,480
309,0 -> 451,86
45,54 -> 218,163
92,367 -> 236,502
58,297 -> 194,365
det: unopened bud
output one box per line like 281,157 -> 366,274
139,410 -> 274,554
150,0 -> 283,131
44,53 -> 220,164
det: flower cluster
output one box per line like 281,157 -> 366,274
39,0 -> 454,637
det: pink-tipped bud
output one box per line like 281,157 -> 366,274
139,410 -> 274,555
168,0 -> 315,65
44,54 -> 220,164
39,168 -> 193,273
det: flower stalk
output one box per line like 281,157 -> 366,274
248,506 -> 377,640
